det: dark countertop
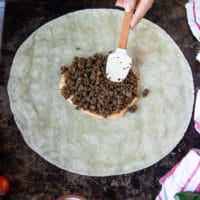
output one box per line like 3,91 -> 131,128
0,0 -> 200,199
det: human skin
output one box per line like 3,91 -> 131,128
116,0 -> 154,29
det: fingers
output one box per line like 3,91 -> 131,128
115,0 -> 124,7
115,0 -> 153,29
130,0 -> 139,10
115,0 -> 138,9
130,0 -> 154,29
124,0 -> 137,12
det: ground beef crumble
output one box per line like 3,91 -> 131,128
60,53 -> 139,118
142,88 -> 149,97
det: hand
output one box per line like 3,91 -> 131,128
116,0 -> 154,29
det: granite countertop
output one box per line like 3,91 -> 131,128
0,0 -> 200,199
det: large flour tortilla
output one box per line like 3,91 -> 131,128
8,9 -> 194,176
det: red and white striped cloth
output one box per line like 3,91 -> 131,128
185,0 -> 200,61
194,90 -> 200,134
156,149 -> 200,200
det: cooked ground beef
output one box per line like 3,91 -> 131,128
60,53 -> 138,117
128,105 -> 137,113
142,88 -> 149,97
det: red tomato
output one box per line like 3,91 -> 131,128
0,176 -> 10,196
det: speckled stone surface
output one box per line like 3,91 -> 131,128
0,0 -> 200,200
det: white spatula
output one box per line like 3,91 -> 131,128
106,0 -> 133,82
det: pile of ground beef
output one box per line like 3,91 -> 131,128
60,53 -> 139,118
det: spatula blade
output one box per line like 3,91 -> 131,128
106,48 -> 132,82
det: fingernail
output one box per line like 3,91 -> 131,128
130,23 -> 136,30
115,0 -> 123,7
115,2 -> 120,6
125,1 -> 132,12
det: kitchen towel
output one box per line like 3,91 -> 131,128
194,90 -> 200,134
156,148 -> 200,200
185,0 -> 200,61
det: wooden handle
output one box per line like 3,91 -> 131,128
118,12 -> 133,49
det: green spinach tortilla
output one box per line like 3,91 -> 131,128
7,9 -> 194,176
